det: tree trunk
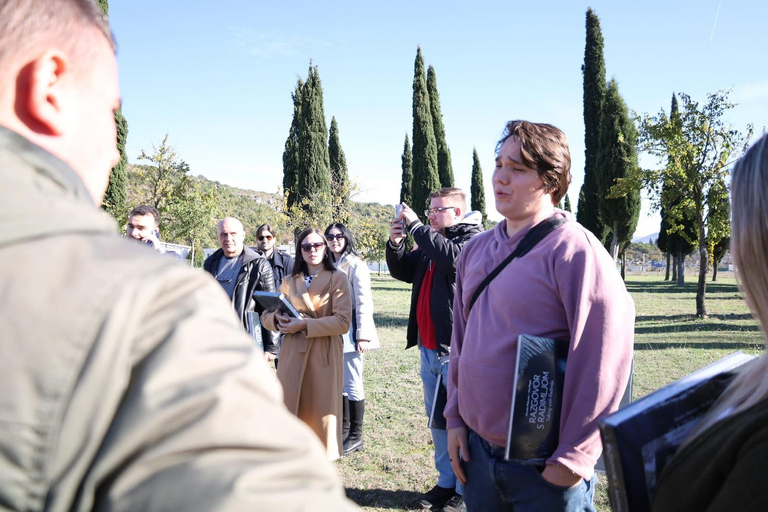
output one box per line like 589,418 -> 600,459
676,253 -> 685,287
664,252 -> 670,281
712,264 -> 718,282
620,250 -> 626,280
609,221 -> 620,262
697,243 -> 708,318
672,254 -> 678,282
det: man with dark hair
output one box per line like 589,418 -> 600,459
0,1 -> 357,510
255,222 -> 294,290
446,120 -> 634,511
386,187 -> 483,512
204,217 -> 279,360
126,204 -> 162,248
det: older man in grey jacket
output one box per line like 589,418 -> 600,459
0,1 -> 356,510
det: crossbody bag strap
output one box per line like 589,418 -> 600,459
468,216 -> 567,312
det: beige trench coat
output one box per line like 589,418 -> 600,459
262,268 -> 352,460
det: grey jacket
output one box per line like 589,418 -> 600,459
0,126 -> 357,511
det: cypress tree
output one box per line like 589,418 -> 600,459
470,148 -> 487,228
411,47 -> 440,221
577,8 -> 607,241
400,134 -> 413,206
596,78 -> 640,264
427,65 -> 454,188
297,64 -> 331,218
282,78 -> 303,209
564,194 -> 572,212
328,116 -> 349,223
102,108 -> 128,224
97,0 -> 128,225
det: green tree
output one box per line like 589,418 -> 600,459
102,108 -> 128,225
297,64 -> 331,224
563,194 -> 572,212
329,116 -> 350,224
164,180 -> 220,266
470,148 -> 487,228
577,8 -> 607,241
411,47 -> 440,221
136,134 -> 190,215
427,65 -> 453,188
635,90 -> 752,318
400,134 -> 413,206
282,78 -> 303,210
97,0 -> 128,226
708,178 -> 731,282
598,79 -> 640,264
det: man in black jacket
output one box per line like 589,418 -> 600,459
386,188 -> 483,512
204,217 -> 279,360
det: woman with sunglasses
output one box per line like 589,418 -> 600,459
261,228 -> 352,460
325,223 -> 380,456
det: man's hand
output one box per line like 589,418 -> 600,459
399,203 -> 419,225
356,340 -> 371,353
389,217 -> 406,245
275,311 -> 307,334
263,352 -> 277,363
541,463 -> 582,488
447,427 -> 470,486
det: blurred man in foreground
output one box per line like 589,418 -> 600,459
0,1 -> 357,510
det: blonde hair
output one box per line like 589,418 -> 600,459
0,0 -> 113,80
686,133 -> 768,441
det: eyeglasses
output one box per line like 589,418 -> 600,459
325,233 -> 345,241
258,235 -> 273,241
301,242 -> 325,252
424,206 -> 455,216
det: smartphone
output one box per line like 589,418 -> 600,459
395,204 -> 406,230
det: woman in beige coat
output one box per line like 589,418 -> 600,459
262,228 -> 352,460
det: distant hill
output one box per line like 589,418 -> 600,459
632,232 -> 659,245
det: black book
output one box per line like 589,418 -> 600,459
504,334 -> 568,462
598,351 -> 757,512
253,291 -> 302,319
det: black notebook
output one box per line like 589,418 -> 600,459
253,291 -> 301,319
598,351 -> 757,512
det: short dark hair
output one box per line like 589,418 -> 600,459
324,223 -> 359,261
256,223 -> 276,238
291,228 -> 336,276
128,205 -> 159,226
496,120 -> 572,204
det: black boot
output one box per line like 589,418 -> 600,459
343,399 -> 365,455
342,396 -> 350,444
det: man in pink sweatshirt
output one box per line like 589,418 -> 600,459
445,120 -> 634,511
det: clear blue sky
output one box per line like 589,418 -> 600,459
110,0 -> 767,238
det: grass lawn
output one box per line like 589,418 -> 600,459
336,273 -> 763,511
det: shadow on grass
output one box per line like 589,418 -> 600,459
625,281 -> 739,294
345,488 -> 423,509
635,322 -> 759,334
637,313 -> 754,323
636,341 -> 763,350
373,314 -> 409,328
372,286 -> 412,293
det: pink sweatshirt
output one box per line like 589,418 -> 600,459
445,212 -> 635,479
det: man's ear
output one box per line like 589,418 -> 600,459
22,51 -> 70,136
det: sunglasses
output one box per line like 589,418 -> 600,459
301,242 -> 325,252
325,233 -> 345,241
258,235 -> 273,241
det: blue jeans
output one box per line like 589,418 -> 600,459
420,346 -> 462,493
463,430 -> 596,512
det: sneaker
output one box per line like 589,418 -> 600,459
417,485 -> 455,509
441,494 -> 466,512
